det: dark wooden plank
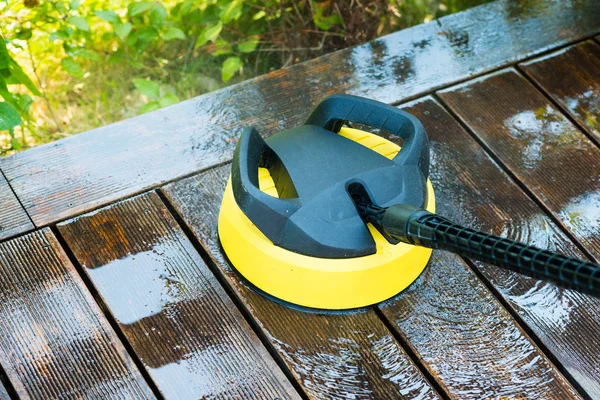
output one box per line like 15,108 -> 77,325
438,69 -> 600,260
520,41 -> 600,143
0,172 -> 32,241
0,228 -> 154,399
162,166 -> 440,400
162,165 -> 580,399
57,192 -> 299,400
379,251 -> 581,399
401,97 -> 600,398
2,0 -> 599,227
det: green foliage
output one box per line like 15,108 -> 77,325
0,0 -> 492,154
0,34 -> 39,150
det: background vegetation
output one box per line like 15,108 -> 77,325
0,0 -> 491,155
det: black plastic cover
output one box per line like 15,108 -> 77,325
230,94 -> 430,258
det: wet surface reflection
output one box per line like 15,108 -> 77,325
403,97 -> 600,398
503,105 -> 582,169
58,193 -> 297,399
439,69 -> 600,259
382,251 -> 578,399
2,0 -> 599,227
521,41 -> 600,142
0,229 -> 153,399
163,166 -> 439,400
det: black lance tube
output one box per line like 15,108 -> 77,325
355,202 -> 600,298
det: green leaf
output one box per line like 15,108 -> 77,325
149,4 -> 167,26
139,101 -> 160,114
11,137 -> 21,150
312,5 -> 342,31
128,1 -> 153,17
159,93 -> 179,107
8,59 -> 41,96
0,102 -> 21,132
220,0 -> 243,23
114,22 -> 132,40
69,0 -> 82,10
162,27 -> 185,41
61,57 -> 83,78
50,29 -> 70,41
196,21 -> 222,48
252,10 -> 266,20
179,0 -> 194,16
73,48 -> 99,61
15,29 -> 33,40
133,78 -> 160,99
17,94 -> 32,114
221,56 -> 242,82
95,10 -> 120,23
67,16 -> 89,31
134,26 -> 158,44
238,38 -> 258,53
212,39 -> 231,56
0,38 -> 10,69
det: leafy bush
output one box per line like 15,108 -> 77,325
0,0 -> 492,155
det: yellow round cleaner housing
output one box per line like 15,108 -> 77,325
219,94 -> 435,309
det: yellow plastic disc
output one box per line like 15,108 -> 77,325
218,127 -> 435,309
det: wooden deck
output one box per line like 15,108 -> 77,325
0,0 -> 599,398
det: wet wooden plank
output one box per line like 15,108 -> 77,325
0,228 -> 154,399
162,165 -> 579,399
400,97 -> 600,398
438,69 -> 600,260
0,173 -> 32,241
379,250 -> 581,399
520,41 -> 600,143
162,166 -> 440,400
2,0 -> 599,227
57,192 -> 299,400
0,381 -> 10,400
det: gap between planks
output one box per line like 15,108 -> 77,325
0,30 -> 598,240
0,33 -> 598,400
431,86 -> 598,265
50,226 -> 165,400
153,190 -> 310,400
516,42 -> 600,148
157,186 -> 447,399
1,1 -> 597,227
2,106 -> 587,398
460,257 -> 592,400
434,70 -> 600,398
162,164 -> 581,398
0,32 -> 596,240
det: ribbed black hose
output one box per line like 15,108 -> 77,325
357,203 -> 600,298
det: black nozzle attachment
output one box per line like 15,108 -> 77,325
354,201 -> 600,298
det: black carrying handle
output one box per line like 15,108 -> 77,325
305,94 -> 430,177
231,127 -> 299,242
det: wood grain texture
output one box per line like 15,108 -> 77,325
2,0 -> 599,226
402,97 -> 600,398
520,41 -> 600,143
0,172 -> 32,241
162,166 -> 440,400
379,251 -> 580,400
438,69 -> 600,260
0,228 -> 154,399
0,381 -> 10,400
57,192 -> 299,400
